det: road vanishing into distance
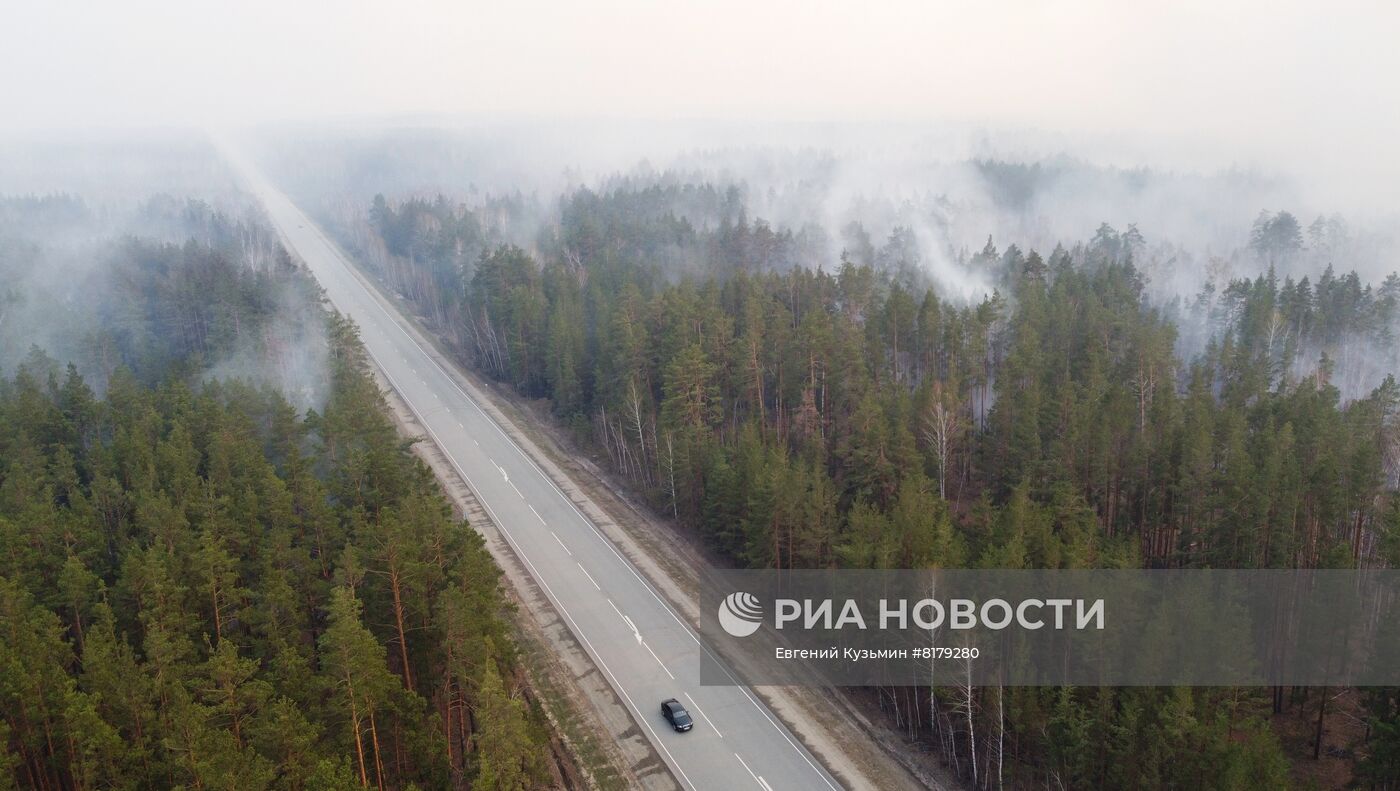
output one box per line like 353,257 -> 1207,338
231,155 -> 843,791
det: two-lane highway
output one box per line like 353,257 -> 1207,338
228,153 -> 843,791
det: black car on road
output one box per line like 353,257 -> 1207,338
661,698 -> 693,732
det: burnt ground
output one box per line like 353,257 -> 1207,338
1273,687 -> 1374,790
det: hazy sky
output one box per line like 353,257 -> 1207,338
4,0 -> 1398,204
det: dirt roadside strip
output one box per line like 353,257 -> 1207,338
327,238 -> 947,791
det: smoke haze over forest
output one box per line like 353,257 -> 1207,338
7,4 -> 1400,789
6,0 -> 1399,305
5,0 -> 1399,208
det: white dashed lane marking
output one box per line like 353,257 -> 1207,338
684,693 -> 721,738
551,531 -> 572,556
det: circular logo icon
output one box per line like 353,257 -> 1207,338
718,591 -> 763,637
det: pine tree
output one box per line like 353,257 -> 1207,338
471,663 -> 540,790
318,586 -> 402,790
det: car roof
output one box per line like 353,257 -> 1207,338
664,699 -> 684,710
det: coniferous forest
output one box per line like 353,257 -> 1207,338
3,155 -> 1399,788
8,3 -> 1400,789
334,179 -> 1400,789
0,199 -> 555,790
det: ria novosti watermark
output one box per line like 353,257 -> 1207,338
697,570 -> 1400,687
721,592 -> 1104,637
718,591 -> 765,637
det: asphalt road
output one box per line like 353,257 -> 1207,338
232,158 -> 844,791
